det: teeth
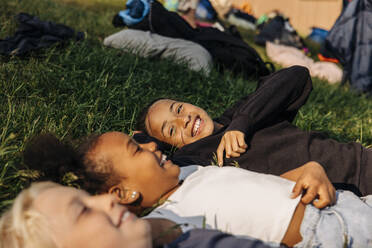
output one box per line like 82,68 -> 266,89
122,212 -> 130,222
193,118 -> 201,136
160,154 -> 167,167
162,154 -> 167,161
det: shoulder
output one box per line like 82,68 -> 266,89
179,165 -> 201,180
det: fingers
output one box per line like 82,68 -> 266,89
329,185 -> 336,204
312,187 -> 332,209
297,183 -> 336,209
313,197 -> 330,209
316,183 -> 336,208
291,181 -> 318,205
224,139 -> 241,158
237,134 -> 248,149
227,151 -> 241,158
301,186 -> 318,205
227,132 -> 246,154
216,131 -> 247,166
225,136 -> 232,158
291,181 -> 304,199
230,137 -> 246,154
217,140 -> 225,166
291,180 -> 320,204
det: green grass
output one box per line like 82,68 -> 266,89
1,0 -> 372,212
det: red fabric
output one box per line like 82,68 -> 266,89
318,53 -> 339,63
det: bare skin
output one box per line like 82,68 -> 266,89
145,99 -> 248,166
88,132 -> 335,246
280,161 -> 336,246
33,186 -> 153,248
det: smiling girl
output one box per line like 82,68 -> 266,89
23,131 -> 372,247
136,66 -> 372,196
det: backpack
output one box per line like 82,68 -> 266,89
194,27 -> 273,79
323,0 -> 372,93
127,0 -> 274,79
255,15 -> 304,49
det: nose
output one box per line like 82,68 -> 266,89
88,194 -> 129,226
139,141 -> 158,152
88,194 -> 118,212
175,114 -> 191,128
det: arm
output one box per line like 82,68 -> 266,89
225,66 -> 313,135
217,66 -> 312,165
280,161 -> 336,209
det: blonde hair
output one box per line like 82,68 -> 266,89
0,181 -> 60,248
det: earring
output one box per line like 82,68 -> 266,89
131,191 -> 138,199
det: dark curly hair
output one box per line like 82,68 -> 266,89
23,133 -> 120,194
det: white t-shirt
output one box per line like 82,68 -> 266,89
144,165 -> 300,243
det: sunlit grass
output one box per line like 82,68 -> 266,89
1,0 -> 372,213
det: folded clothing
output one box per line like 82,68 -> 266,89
103,29 -> 212,74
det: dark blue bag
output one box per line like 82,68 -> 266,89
324,0 -> 372,94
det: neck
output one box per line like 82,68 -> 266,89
140,183 -> 181,216
159,181 -> 181,202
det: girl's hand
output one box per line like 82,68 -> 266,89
217,130 -> 247,166
289,161 -> 336,209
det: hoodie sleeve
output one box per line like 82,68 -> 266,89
224,66 -> 312,137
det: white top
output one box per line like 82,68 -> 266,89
144,165 -> 300,243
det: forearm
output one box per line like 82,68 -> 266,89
280,161 -> 324,181
280,163 -> 308,182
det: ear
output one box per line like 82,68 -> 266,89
108,185 -> 140,205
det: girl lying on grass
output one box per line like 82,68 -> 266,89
23,131 -> 372,247
0,181 -> 153,248
135,65 -> 372,196
0,181 -> 282,248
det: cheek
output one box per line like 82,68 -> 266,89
70,226 -> 122,248
208,119 -> 214,133
66,215 -> 119,248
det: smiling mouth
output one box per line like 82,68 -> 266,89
160,154 -> 167,167
192,116 -> 201,137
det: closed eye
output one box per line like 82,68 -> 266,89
134,146 -> 142,155
177,104 -> 183,114
77,205 -> 89,221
